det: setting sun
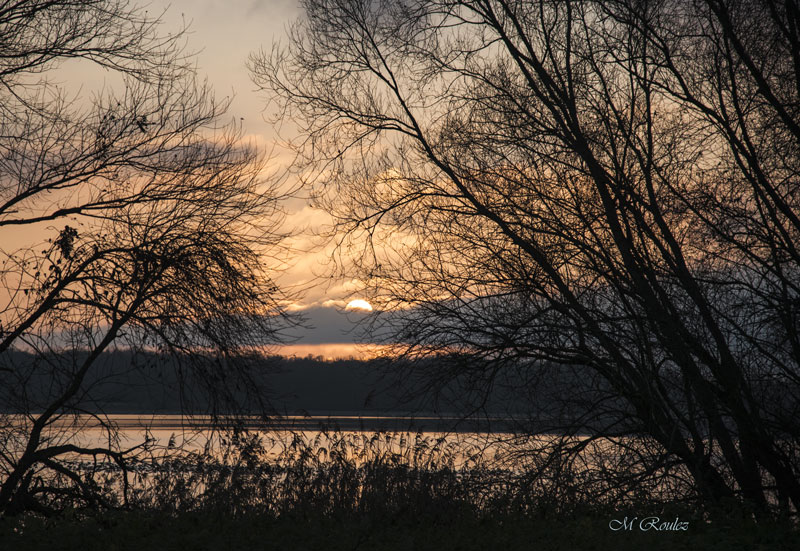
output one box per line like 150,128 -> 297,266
345,299 -> 373,312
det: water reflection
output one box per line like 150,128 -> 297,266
60,413 -> 513,467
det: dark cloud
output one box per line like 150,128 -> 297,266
290,306 -> 371,344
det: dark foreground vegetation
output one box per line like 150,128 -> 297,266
1,429 -> 798,550
2,507 -> 795,551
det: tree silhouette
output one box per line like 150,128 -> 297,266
253,0 -> 800,515
0,0 -> 288,515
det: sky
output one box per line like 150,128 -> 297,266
153,0 -> 376,356
3,0 -> 380,358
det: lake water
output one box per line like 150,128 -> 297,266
28,413 -> 520,468
7,413 -> 690,507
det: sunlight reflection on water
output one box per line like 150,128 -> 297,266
54,413 -> 517,466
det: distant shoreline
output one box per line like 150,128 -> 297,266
10,412 -> 528,434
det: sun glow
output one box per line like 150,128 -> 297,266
345,299 -> 373,312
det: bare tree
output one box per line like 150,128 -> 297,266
252,0 -> 800,515
0,1 -> 288,515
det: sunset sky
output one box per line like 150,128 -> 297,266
7,0 -> 379,357
161,0 -> 381,356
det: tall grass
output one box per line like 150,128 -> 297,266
4,427 -> 799,551
116,426 -> 701,521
